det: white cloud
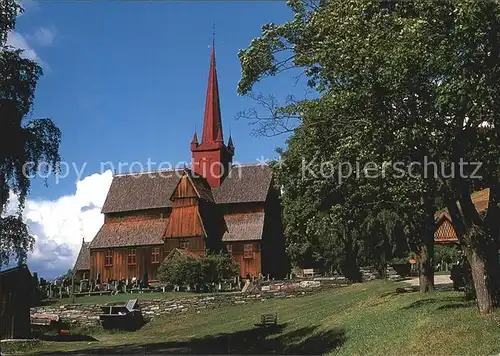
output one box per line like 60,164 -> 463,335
5,171 -> 113,278
4,2 -> 54,67
6,30 -> 40,62
28,26 -> 56,47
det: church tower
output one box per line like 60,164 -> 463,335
191,44 -> 234,188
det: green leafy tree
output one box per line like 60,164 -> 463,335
435,245 -> 461,266
202,252 -> 239,282
238,0 -> 500,313
157,254 -> 202,289
0,0 -> 61,267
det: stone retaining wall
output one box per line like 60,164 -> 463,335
31,283 -> 342,328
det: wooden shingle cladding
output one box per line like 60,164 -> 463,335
105,207 -> 171,223
101,170 -> 182,214
212,165 -> 273,204
73,242 -> 90,281
434,216 -> 457,243
90,219 -> 168,249
434,188 -> 491,244
223,213 -> 265,242
100,165 -> 273,214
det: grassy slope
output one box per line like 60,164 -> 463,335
31,280 -> 500,355
46,292 -> 198,306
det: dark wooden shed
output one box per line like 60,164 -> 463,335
0,264 -> 35,340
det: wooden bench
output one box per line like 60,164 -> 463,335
254,313 -> 278,327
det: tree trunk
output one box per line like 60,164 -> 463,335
418,205 -> 435,293
418,242 -> 434,292
445,190 -> 498,314
460,251 -> 476,300
461,223 -> 500,313
463,246 -> 494,314
378,249 -> 387,279
342,229 -> 362,282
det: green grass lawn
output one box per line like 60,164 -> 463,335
45,291 -> 198,306
27,280 -> 500,355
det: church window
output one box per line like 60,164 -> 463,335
180,239 -> 189,250
226,244 -> 232,254
151,247 -> 160,264
128,249 -> 137,265
244,244 -> 253,259
104,250 -> 113,267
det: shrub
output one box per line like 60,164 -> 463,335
157,254 -> 201,288
157,251 -> 239,291
201,252 -> 240,284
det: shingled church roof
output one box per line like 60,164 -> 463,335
101,164 -> 273,214
73,242 -> 90,271
89,219 -> 167,249
73,242 -> 90,272
213,165 -> 273,204
222,212 -> 266,241
102,170 -> 183,214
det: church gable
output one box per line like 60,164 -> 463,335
164,172 -> 209,239
164,205 -> 207,238
170,169 -> 214,203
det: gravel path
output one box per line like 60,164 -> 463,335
405,274 -> 453,290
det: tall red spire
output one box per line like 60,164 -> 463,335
201,45 -> 223,143
191,32 -> 234,188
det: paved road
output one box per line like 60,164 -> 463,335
405,274 -> 453,290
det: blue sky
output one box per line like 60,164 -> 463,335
20,0 -> 304,200
6,0 -> 307,278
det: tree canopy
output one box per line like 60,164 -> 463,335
239,0 -> 500,314
0,0 -> 61,267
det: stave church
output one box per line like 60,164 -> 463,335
73,44 -> 287,282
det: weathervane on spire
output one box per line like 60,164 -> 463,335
208,22 -> 215,49
212,23 -> 216,48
